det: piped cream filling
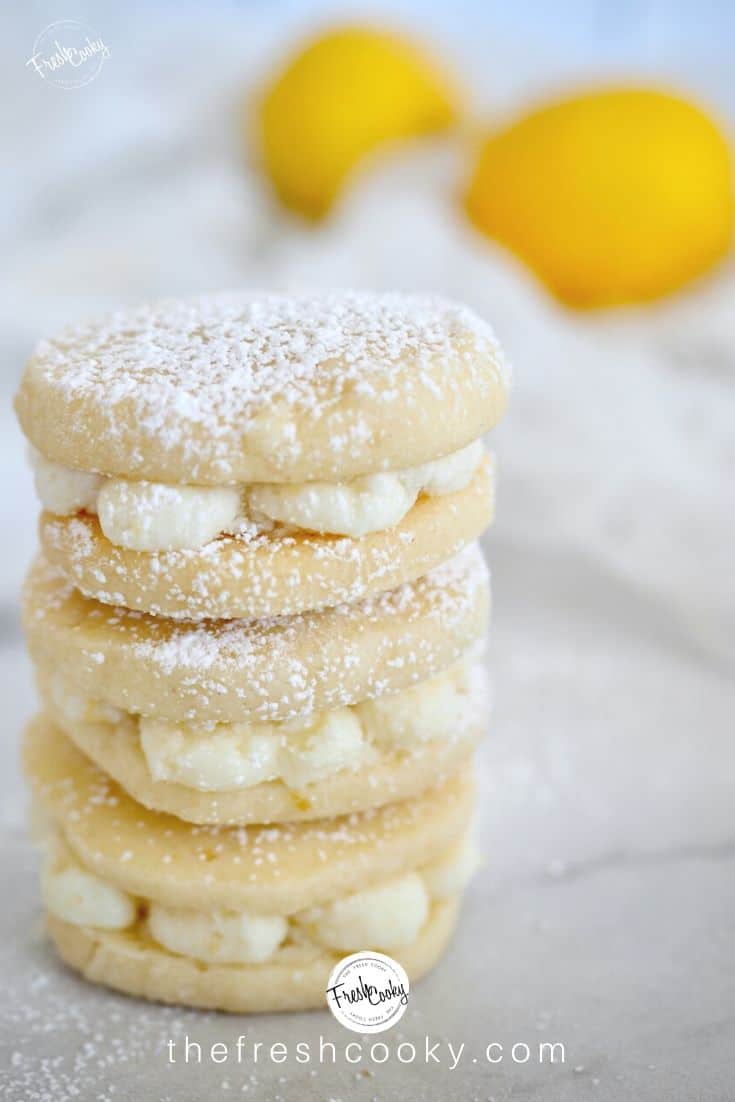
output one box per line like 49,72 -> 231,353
40,833 -> 479,963
45,653 -> 486,793
30,440 -> 485,550
41,837 -> 138,930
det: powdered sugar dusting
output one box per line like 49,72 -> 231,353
25,545 -> 490,723
25,714 -> 472,909
39,456 -> 492,620
21,291 -> 509,480
135,544 -> 486,671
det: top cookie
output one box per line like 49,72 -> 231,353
15,291 -> 509,484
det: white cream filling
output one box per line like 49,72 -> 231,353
97,481 -> 242,553
356,658 -> 485,748
40,833 -> 477,962
140,708 -> 371,792
46,675 -> 126,728
147,905 -> 288,965
46,655 -> 485,793
295,873 -> 429,952
41,838 -> 138,930
420,835 -> 482,899
30,440 -> 484,550
31,453 -> 102,514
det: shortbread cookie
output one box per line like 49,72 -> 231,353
45,901 -> 459,1013
17,292 -> 508,617
26,717 -> 477,1011
27,436 -> 490,547
38,456 -> 494,620
35,655 -> 487,824
23,544 -> 489,725
16,291 -> 509,485
24,716 -> 475,913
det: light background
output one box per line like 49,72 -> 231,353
1,3 -> 734,1100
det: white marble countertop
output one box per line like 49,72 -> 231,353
1,5 -> 733,1099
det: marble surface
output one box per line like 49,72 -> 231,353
1,4 -> 734,1099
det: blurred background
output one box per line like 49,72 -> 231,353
2,2 -> 734,1098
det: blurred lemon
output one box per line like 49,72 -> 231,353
258,27 -> 456,218
465,88 -> 734,307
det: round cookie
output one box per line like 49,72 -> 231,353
38,456 -> 494,620
23,544 -> 489,724
15,291 -> 509,485
34,697 -> 481,824
46,899 -> 458,1013
23,716 -> 475,914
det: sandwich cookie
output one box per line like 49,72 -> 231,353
23,543 -> 489,725
36,455 -> 493,620
25,716 -> 478,1012
17,292 -> 508,618
35,655 -> 488,824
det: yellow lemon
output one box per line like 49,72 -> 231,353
465,88 -> 734,308
258,27 -> 456,218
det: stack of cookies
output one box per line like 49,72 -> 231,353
15,291 -> 509,1012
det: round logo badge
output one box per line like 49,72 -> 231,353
326,952 -> 410,1033
26,20 -> 110,90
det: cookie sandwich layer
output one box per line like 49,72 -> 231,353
23,544 -> 489,725
26,715 -> 477,1010
35,653 -> 487,823
30,439 -> 488,548
18,292 -> 507,617
38,455 -> 494,620
16,291 -> 509,485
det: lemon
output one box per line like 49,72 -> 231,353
465,88 -> 734,308
258,27 -> 456,218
